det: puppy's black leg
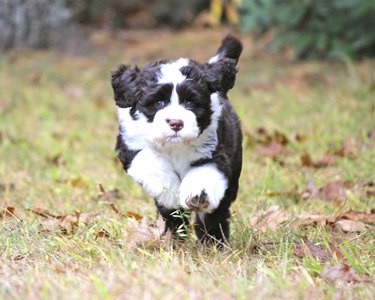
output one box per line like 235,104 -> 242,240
155,201 -> 190,238
195,208 -> 231,246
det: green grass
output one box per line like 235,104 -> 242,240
1,30 -> 374,299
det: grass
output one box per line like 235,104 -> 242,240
1,29 -> 374,299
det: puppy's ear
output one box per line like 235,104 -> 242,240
205,35 -> 242,95
111,65 -> 140,108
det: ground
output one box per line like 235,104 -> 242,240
0,29 -> 374,299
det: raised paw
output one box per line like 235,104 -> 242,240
185,190 -> 209,212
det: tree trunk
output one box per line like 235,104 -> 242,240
0,0 -> 75,51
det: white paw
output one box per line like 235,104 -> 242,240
179,164 -> 227,212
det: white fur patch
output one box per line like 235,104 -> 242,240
179,164 -> 227,213
127,148 -> 180,209
158,59 -> 189,107
208,54 -> 219,64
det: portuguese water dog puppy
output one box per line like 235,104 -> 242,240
111,35 -> 242,245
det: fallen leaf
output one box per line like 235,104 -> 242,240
28,207 -> 59,218
250,205 -> 290,232
0,207 -> 22,219
294,133 -> 308,143
29,208 -> 97,234
68,177 -> 89,189
320,264 -> 372,283
317,181 -> 352,202
328,243 -> 346,262
125,215 -> 171,250
300,153 -> 336,168
127,211 -> 143,221
96,228 -> 114,239
333,139 -> 357,159
46,154 -> 64,166
293,237 -> 332,263
245,128 -> 289,149
340,210 -> 375,223
255,142 -> 289,158
368,128 -> 375,141
0,183 -> 16,194
334,220 -> 370,232
292,212 -> 335,228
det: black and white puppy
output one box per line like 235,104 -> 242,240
111,35 -> 243,244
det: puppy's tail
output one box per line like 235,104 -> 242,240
209,34 -> 242,65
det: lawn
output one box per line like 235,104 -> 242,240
1,29 -> 374,299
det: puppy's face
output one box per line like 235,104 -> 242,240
112,36 -> 241,148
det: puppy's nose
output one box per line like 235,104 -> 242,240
166,119 -> 184,132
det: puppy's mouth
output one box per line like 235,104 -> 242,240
156,132 -> 194,147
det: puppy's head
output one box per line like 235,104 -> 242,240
112,35 -> 242,148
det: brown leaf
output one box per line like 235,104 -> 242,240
328,243 -> 346,262
250,205 -> 290,232
320,264 -> 372,283
245,128 -> 289,149
96,228 -> 114,240
333,139 -> 357,159
300,153 -> 336,168
294,133 -> 308,143
293,237 -> 332,262
125,215 -> 171,250
29,208 -> 97,234
293,212 -> 336,228
127,211 -> 143,221
334,220 -> 370,232
255,142 -> 289,158
0,207 -> 22,219
68,177 -> 89,189
340,210 -> 375,223
99,184 -> 126,217
368,128 -> 375,141
317,181 -> 352,202
28,207 -> 59,218
46,154 -> 64,166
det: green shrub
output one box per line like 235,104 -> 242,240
240,0 -> 375,59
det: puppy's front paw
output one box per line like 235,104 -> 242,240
179,165 -> 227,213
185,190 -> 209,211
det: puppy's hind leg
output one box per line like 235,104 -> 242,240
195,208 -> 231,247
155,201 -> 190,239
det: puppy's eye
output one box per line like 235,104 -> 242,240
154,100 -> 166,108
185,101 -> 195,108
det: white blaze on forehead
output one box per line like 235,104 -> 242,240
158,58 -> 189,84
158,58 -> 189,105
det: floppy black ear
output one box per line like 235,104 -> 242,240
205,34 -> 242,95
111,65 -> 140,108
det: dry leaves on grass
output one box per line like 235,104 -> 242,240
99,183 -> 171,249
250,205 -> 291,232
125,215 -> 171,250
0,206 -> 23,220
321,264 -> 372,284
270,179 -> 374,202
245,128 -> 290,159
250,206 -> 375,233
300,153 -> 336,168
255,142 -> 290,158
293,237 -> 373,284
293,237 -> 333,263
28,208 -> 97,234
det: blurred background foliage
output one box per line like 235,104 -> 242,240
0,0 -> 374,60
240,0 -> 375,59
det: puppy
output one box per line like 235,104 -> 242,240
111,35 -> 243,244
